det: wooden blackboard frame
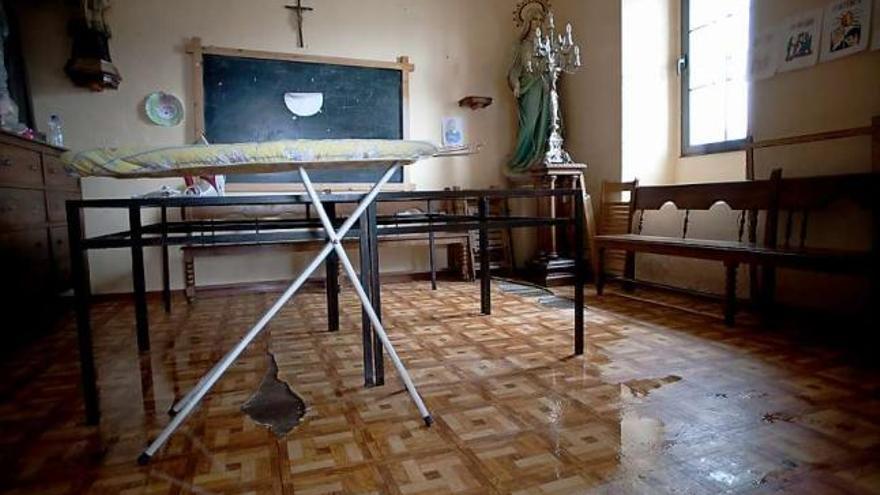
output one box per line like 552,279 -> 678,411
185,37 -> 415,192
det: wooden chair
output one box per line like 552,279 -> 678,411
596,179 -> 639,286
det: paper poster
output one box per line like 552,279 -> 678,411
820,0 -> 873,61
778,8 -> 823,72
748,26 -> 782,80
441,117 -> 465,147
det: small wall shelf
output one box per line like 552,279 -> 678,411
458,96 -> 493,110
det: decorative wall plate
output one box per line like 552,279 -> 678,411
144,92 -> 184,127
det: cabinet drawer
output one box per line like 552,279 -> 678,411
0,228 -> 50,262
43,155 -> 80,191
0,145 -> 43,188
50,226 -> 71,291
47,191 -> 80,223
0,188 -> 47,229
0,228 -> 51,300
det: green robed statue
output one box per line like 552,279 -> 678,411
507,2 -> 551,173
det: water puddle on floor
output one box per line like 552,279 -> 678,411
497,279 -> 575,309
622,375 -> 682,397
241,352 -> 307,437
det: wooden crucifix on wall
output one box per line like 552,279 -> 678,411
285,0 -> 314,48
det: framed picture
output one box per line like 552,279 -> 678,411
749,26 -> 782,81
442,116 -> 465,147
820,0 -> 872,61
778,8 -> 823,72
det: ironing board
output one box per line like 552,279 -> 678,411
63,139 -> 452,464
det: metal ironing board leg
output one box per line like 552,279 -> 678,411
299,167 -> 431,424
139,164 -> 431,464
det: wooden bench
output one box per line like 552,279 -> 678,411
761,173 -> 877,308
594,171 -> 878,324
595,170 -> 781,325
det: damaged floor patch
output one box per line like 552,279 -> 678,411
241,352 -> 306,437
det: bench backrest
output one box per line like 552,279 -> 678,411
599,171 -> 877,251
776,173 -> 878,249
622,170 -> 781,243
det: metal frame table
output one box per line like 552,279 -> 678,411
66,180 -> 586,463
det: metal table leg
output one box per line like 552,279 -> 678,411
161,206 -> 172,314
359,206 -> 376,386
428,199 -> 437,290
573,192 -> 585,356
479,196 -> 491,315
325,203 -> 340,332
68,202 -> 100,425
129,206 -> 150,352
367,202 -> 384,385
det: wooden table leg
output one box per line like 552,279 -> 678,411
724,262 -> 739,326
596,247 -> 606,296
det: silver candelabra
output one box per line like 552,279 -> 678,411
528,12 -> 582,164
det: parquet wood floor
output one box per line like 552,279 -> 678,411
0,281 -> 878,494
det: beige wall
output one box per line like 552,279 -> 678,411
21,0 -> 522,294
749,0 -> 879,180
555,0 -> 623,196
745,0 -> 878,310
621,0 -> 676,185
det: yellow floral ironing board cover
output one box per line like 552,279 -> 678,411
61,139 -> 440,178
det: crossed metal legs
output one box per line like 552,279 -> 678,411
140,164 -> 431,464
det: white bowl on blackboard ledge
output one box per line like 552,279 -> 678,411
284,92 -> 323,118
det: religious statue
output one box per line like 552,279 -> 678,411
0,3 -> 24,133
508,1 -> 582,172
65,0 -> 122,91
507,1 -> 551,173
84,0 -> 112,36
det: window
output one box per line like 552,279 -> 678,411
681,0 -> 750,155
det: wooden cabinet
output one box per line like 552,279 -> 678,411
0,131 -> 79,344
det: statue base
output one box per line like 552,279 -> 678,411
513,161 -> 588,287
527,254 -> 580,287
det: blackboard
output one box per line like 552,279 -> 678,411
202,53 -> 405,184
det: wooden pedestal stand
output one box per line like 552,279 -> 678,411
511,162 -> 590,286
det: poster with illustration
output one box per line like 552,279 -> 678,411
748,26 -> 782,80
778,8 -> 823,72
820,0 -> 872,61
441,117 -> 465,147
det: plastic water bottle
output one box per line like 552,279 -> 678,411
47,114 -> 63,147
